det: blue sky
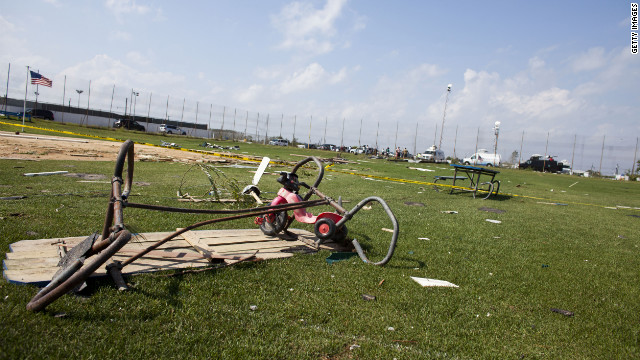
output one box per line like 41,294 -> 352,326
1,0 -> 639,174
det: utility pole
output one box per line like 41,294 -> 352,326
323,117 -> 327,144
358,118 -> 363,148
519,130 -> 524,165
453,125 -> 459,159
438,84 -> 452,149
632,137 -> 638,175
570,134 -> 577,175
308,115 -> 312,148
599,135 -> 605,175
413,122 -> 418,157
340,118 -> 345,149
292,115 -> 297,144
543,131 -> 550,172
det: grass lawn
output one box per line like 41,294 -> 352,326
1,118 -> 639,359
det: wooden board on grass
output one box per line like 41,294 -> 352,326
3,228 -> 347,286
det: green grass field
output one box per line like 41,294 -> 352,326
1,118 -> 639,359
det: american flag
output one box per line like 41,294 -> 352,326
30,71 -> 52,87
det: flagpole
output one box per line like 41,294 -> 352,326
22,66 -> 29,130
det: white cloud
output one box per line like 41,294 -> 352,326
235,84 -> 264,103
109,30 -> 132,41
275,62 -> 349,94
126,51 -> 150,65
272,0 -> 347,54
570,47 -> 607,72
60,54 -> 184,91
279,63 -> 327,93
105,0 -> 151,15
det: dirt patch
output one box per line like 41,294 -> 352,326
0,131 -> 227,163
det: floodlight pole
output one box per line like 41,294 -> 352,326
570,134 -> 576,175
632,137 -> 638,175
438,84 -> 452,149
599,135 -> 605,175
76,89 -> 83,108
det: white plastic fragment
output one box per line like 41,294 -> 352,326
250,305 -> 257,311
485,219 -> 501,224
23,171 -> 69,177
411,276 -> 459,288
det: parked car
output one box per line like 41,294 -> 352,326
159,124 -> 186,135
269,139 -> 289,146
416,145 -> 445,162
21,109 -> 54,120
518,155 -> 563,173
319,144 -> 336,151
463,149 -> 501,167
113,118 -> 145,131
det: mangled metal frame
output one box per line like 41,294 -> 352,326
27,140 -> 399,311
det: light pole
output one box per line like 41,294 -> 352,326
131,91 -> 139,122
76,89 -> 83,108
493,121 -> 501,161
34,91 -> 39,109
438,84 -> 452,150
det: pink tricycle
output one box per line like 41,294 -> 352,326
254,156 -> 399,266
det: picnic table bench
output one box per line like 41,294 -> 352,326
434,164 -> 500,199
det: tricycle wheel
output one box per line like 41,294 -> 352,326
259,211 -> 287,236
314,218 -> 336,240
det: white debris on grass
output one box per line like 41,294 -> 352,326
486,219 -> 501,224
411,276 -> 459,288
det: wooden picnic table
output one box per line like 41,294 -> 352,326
434,164 -> 500,199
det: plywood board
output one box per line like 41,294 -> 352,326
3,228 -> 347,286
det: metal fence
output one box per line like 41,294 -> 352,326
1,62 -> 637,176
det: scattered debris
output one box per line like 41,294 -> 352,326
23,171 -> 69,177
485,219 -> 501,224
411,276 -> 459,288
537,202 -> 568,206
387,327 -> 395,331
408,167 -> 435,172
349,344 -> 360,350
0,196 -> 26,200
25,231 -> 38,236
361,294 -> 376,301
160,141 -> 180,148
617,235 -> 626,239
362,205 -> 372,210
53,312 -> 67,318
381,228 -> 394,233
550,308 -> 574,317
569,182 -> 579,188
378,279 -> 385,286
404,201 -> 425,207
441,210 -> 458,214
478,207 -> 505,214
199,142 -> 240,150
418,237 -> 430,240
250,305 -> 258,311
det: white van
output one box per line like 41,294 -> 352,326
463,149 -> 501,167
416,145 -> 445,162
269,139 -> 289,146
